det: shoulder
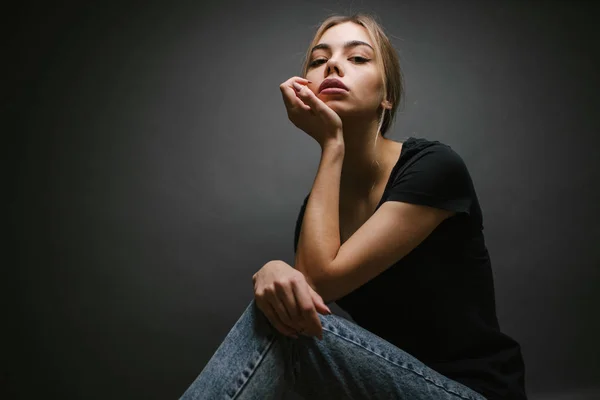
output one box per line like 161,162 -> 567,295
385,137 -> 474,215
407,137 -> 463,158
395,137 -> 470,180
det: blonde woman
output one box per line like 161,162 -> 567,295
180,13 -> 527,400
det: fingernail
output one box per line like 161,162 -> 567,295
326,307 -> 332,314
293,82 -> 302,91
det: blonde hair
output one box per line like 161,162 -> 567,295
300,13 -> 405,138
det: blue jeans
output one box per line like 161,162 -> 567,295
180,299 -> 487,400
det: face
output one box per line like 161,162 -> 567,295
305,22 -> 388,118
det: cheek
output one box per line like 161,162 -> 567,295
355,81 -> 384,106
357,71 -> 384,95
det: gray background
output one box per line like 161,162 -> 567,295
6,1 -> 599,399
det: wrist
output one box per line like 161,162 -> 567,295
321,131 -> 344,151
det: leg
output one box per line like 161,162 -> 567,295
179,299 -> 296,400
288,312 -> 488,400
179,298 -> 487,400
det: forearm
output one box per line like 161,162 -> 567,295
295,138 -> 345,290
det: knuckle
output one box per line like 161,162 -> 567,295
273,279 -> 288,289
264,284 -> 275,294
301,305 -> 314,314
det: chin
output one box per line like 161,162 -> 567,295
320,98 -> 346,108
323,103 -> 359,117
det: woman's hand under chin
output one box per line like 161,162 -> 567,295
280,76 -> 344,149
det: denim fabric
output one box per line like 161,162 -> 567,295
180,299 -> 487,400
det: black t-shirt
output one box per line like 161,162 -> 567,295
293,137 -> 527,400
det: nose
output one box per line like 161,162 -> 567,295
325,57 -> 342,76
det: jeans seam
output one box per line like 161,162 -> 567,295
322,326 -> 482,400
229,335 -> 277,400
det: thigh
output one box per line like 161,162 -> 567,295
287,313 -> 487,400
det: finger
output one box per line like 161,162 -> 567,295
281,77 -> 313,107
308,285 -> 332,315
280,83 -> 312,112
275,279 -> 304,328
256,294 -> 297,334
264,288 -> 300,333
266,301 -> 300,338
292,279 -> 323,339
291,81 -> 325,113
273,281 -> 302,330
284,76 -> 311,86
260,297 -> 299,338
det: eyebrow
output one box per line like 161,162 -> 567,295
310,40 -> 374,54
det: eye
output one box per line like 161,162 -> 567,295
350,56 -> 370,63
308,56 -> 370,68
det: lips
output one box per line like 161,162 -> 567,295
318,78 -> 349,93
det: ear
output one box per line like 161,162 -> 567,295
381,99 -> 392,110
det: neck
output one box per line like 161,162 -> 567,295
338,112 -> 394,199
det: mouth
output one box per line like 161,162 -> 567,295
319,87 -> 349,95
318,78 -> 350,93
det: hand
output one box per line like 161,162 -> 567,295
280,76 -> 344,149
253,260 -> 331,340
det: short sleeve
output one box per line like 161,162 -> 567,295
385,145 -> 472,215
293,194 -> 310,254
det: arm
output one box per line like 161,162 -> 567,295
310,201 -> 454,303
294,144 -> 466,304
294,140 -> 345,295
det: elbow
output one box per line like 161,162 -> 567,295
308,267 -> 336,304
294,260 -> 332,302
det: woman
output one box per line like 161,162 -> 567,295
180,13 -> 527,400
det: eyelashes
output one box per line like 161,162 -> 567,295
308,56 -> 370,68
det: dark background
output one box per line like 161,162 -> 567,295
5,1 -> 599,399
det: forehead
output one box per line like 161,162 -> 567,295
317,22 -> 372,47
